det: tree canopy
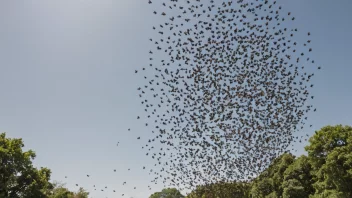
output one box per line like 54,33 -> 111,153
305,125 -> 352,197
0,132 -> 89,198
0,132 -> 53,198
149,188 -> 185,198
187,181 -> 251,198
46,182 -> 89,198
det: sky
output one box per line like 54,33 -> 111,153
0,0 -> 352,198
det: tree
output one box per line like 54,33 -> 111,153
186,181 -> 251,198
304,125 -> 352,171
149,188 -> 185,198
0,132 -> 53,198
186,184 -> 215,198
47,181 -> 75,198
73,187 -> 89,198
0,132 -> 89,198
305,125 -> 352,197
47,182 -> 89,198
250,177 -> 275,198
250,153 -> 295,197
282,155 -> 314,198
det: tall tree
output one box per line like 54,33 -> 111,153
305,125 -> 352,197
149,188 -> 185,198
48,182 -> 89,198
73,187 -> 89,198
48,182 -> 74,198
0,132 -> 53,198
187,181 -> 251,198
250,153 -> 295,197
305,125 -> 352,172
282,155 -> 314,198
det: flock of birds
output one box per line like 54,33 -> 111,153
64,0 -> 320,197
136,0 -> 320,192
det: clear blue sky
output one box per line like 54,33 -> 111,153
0,0 -> 351,197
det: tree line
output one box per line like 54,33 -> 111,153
2,125 -> 352,198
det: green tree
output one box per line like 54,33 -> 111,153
186,184 -> 214,198
48,182 -> 73,198
282,155 -> 314,198
48,182 -> 89,198
305,125 -> 352,197
73,187 -> 89,198
250,153 -> 295,198
0,132 -> 53,198
212,182 -> 251,198
149,188 -> 185,198
305,125 -> 352,172
186,182 -> 251,198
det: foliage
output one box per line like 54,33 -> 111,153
72,187 -> 89,198
282,155 -> 314,198
306,125 -> 352,198
0,132 -> 89,198
250,153 -> 295,197
47,182 -> 89,198
0,132 -> 53,198
186,181 -> 251,198
305,125 -> 352,172
149,188 -> 185,198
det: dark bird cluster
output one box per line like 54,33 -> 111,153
132,0 -> 321,192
